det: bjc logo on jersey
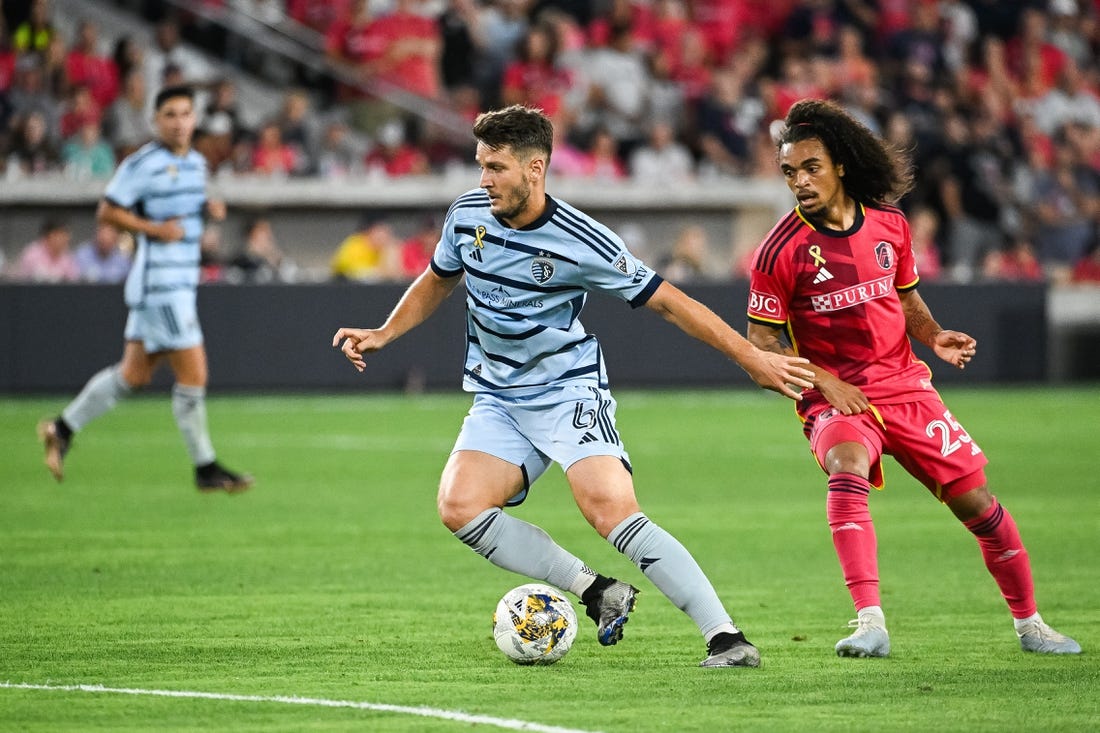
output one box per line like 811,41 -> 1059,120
749,291 -> 780,316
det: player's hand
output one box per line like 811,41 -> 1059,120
743,350 -> 814,401
817,373 -> 870,415
331,327 -> 387,372
932,330 -> 977,369
150,218 -> 185,241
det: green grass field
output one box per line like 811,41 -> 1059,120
2,387 -> 1098,732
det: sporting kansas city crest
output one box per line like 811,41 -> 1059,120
531,257 -> 555,284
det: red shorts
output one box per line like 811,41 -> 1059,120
806,396 -> 988,501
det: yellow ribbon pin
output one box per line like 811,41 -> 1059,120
808,244 -> 826,267
474,225 -> 486,249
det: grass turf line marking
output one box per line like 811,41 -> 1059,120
1,682 -> 600,733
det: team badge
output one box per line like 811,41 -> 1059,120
166,164 -> 178,180
532,257 -> 555,284
613,253 -> 637,276
875,241 -> 893,270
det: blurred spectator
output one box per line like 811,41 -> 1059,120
766,54 -> 829,120
6,109 -> 60,177
578,127 -> 626,181
199,224 -> 226,283
315,119 -> 366,178
0,17 -> 15,92
198,78 -> 243,172
981,238 -> 1045,282
1005,7 -> 1068,97
909,206 -> 944,283
438,0 -> 487,111
1072,242 -> 1100,284
546,112 -> 590,178
629,120 -> 693,185
61,120 -> 114,179
331,214 -> 399,282
1032,58 -> 1100,136
475,0 -> 530,109
501,22 -> 572,119
659,224 -> 711,283
398,216 -> 439,280
229,216 -> 295,283
59,85 -> 101,139
251,120 -> 301,177
64,20 -> 119,109
103,68 -> 153,158
112,35 -> 144,81
364,118 -> 429,177
73,221 -> 130,283
12,218 -> 77,282
696,67 -> 764,178
365,0 -> 444,101
12,0 -> 53,55
573,20 -> 649,152
276,89 -> 321,169
8,56 -> 62,140
143,18 -> 213,101
1029,133 -> 1100,284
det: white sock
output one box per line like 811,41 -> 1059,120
1014,612 -> 1041,630
858,605 -> 885,622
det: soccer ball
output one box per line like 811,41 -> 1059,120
492,584 -> 578,665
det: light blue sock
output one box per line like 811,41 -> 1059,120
61,365 -> 132,431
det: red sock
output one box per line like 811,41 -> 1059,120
963,498 -> 1036,618
827,473 -> 880,610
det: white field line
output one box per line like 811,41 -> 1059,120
0,682 -> 600,733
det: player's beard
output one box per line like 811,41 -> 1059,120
494,177 -> 532,224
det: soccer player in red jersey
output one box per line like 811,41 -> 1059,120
746,99 -> 1080,657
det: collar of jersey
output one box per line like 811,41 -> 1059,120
493,194 -> 559,231
796,201 -> 865,238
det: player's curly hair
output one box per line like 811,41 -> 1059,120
777,99 -> 914,206
473,105 -> 554,164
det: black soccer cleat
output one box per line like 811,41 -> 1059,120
195,461 -> 254,493
581,575 -> 639,646
699,631 -> 761,668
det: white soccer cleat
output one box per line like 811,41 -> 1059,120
835,615 -> 890,658
1016,617 -> 1081,654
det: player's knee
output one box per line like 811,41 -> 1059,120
437,487 -> 490,532
945,476 -> 992,521
823,442 -> 871,476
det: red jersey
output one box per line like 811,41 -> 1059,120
748,203 -> 936,409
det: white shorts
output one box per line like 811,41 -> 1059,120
452,385 -> 632,506
124,298 -> 203,353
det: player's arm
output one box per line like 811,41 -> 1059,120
644,280 -> 813,400
331,267 -> 463,372
746,321 -> 870,415
899,289 -> 976,370
97,199 -> 183,242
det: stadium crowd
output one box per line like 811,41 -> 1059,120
1,0 -> 1099,285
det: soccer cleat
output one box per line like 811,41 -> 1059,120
195,461 -> 254,493
581,577 -> 638,646
835,615 -> 891,657
700,631 -> 761,668
37,419 -> 70,482
1017,618 -> 1081,654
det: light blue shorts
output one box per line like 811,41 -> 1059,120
124,298 -> 203,353
452,384 -> 632,506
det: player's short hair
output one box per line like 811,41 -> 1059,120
154,84 -> 194,111
473,105 -> 553,164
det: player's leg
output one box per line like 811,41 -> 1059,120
891,398 -> 1079,654
566,455 -> 759,667
947,480 -> 1079,654
441,449 -> 604,610
38,338 -> 159,481
812,409 -> 890,657
166,344 -> 252,492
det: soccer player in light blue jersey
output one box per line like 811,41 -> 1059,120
38,86 -> 252,493
333,105 -> 814,667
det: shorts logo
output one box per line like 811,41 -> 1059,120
531,257 -> 555,284
613,253 -> 637,276
572,402 -> 597,429
749,290 -> 781,317
875,241 -> 893,270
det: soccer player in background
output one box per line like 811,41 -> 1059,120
38,85 -> 253,492
746,99 -> 1080,657
333,105 -> 815,667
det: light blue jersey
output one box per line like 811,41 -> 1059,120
431,189 -> 663,393
105,141 -> 208,308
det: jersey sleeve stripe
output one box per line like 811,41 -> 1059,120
550,209 -> 618,262
747,314 -> 787,326
756,212 -> 803,275
897,276 -> 920,291
628,273 -> 663,308
430,259 -> 463,278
